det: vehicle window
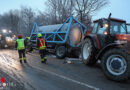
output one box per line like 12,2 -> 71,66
120,23 -> 126,34
92,23 -> 98,33
127,24 -> 130,34
97,25 -> 107,34
110,25 -> 119,34
110,21 -> 127,34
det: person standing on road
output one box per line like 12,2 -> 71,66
37,33 -> 47,63
25,37 -> 33,53
15,34 -> 27,63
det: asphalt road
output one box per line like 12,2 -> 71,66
0,50 -> 129,90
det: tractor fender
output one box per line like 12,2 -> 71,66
96,43 -> 125,60
84,34 -> 100,49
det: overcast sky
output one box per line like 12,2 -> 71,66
0,0 -> 130,23
93,0 -> 130,23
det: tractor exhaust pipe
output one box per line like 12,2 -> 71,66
108,13 -> 112,19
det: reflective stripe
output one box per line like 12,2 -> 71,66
19,58 -> 22,60
23,57 -> 26,60
39,47 -> 46,50
44,57 -> 47,59
38,38 -> 46,49
41,58 -> 44,61
40,40 -> 43,47
18,47 -> 25,50
17,39 -> 25,50
40,40 -> 46,49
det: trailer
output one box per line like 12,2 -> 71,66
30,16 -> 86,58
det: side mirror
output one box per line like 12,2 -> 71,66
99,19 -> 103,28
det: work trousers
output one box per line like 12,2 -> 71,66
18,49 -> 26,61
39,49 -> 47,61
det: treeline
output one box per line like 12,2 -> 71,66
0,0 -> 108,37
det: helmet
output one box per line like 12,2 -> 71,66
18,34 -> 22,38
26,37 -> 30,40
38,33 -> 42,38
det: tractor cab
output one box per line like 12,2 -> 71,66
91,18 -> 129,48
92,18 -> 128,34
127,24 -> 130,34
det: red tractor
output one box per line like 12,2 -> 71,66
81,14 -> 130,81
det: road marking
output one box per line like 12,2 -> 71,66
32,66 -> 101,90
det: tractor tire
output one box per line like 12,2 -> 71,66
101,48 -> 130,81
81,38 -> 96,66
56,46 -> 66,59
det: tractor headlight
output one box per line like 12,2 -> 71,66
104,24 -> 109,28
115,40 -> 128,44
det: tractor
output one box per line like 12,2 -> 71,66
81,14 -> 130,81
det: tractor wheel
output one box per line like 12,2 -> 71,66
81,38 -> 96,66
101,48 -> 130,81
56,46 -> 66,59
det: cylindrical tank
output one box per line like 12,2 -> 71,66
38,23 -> 82,47
38,23 -> 68,32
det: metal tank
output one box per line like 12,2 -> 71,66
30,16 -> 87,58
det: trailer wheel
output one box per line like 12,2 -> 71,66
101,49 -> 130,81
81,38 -> 96,66
56,46 -> 66,59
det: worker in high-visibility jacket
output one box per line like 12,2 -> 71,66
15,34 -> 27,63
37,33 -> 47,63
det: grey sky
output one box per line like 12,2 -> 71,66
0,0 -> 46,13
94,0 -> 130,23
0,0 -> 130,23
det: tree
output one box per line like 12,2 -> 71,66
46,0 -> 75,24
0,10 -> 20,35
75,0 -> 108,25
0,0 -> 109,37
20,6 -> 35,36
0,6 -> 35,37
9,10 -> 20,35
0,13 -> 10,30
35,11 -> 50,25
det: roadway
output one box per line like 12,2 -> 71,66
0,50 -> 129,90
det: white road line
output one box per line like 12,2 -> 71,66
32,66 -> 101,90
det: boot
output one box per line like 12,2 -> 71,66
41,58 -> 45,63
44,59 -> 47,64
23,57 -> 27,63
41,61 -> 44,63
24,60 -> 27,63
20,60 -> 22,63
